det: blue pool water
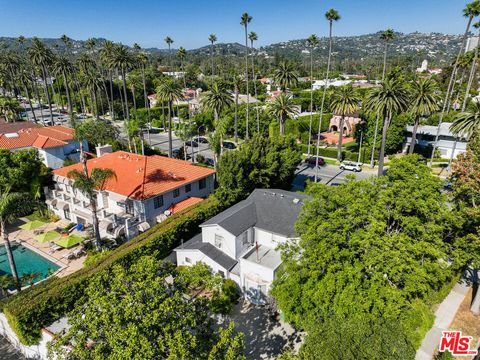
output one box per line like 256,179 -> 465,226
0,243 -> 60,285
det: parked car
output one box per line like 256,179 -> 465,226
172,149 -> 191,160
339,161 -> 362,172
222,141 -> 236,150
197,136 -> 209,144
148,127 -> 164,134
205,158 -> 215,166
304,156 -> 325,166
185,140 -> 199,147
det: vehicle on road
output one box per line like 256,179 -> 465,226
339,161 -> 362,172
197,136 -> 209,144
185,140 -> 199,147
172,149 -> 191,160
222,141 -> 236,150
148,127 -> 164,134
205,158 -> 215,166
304,156 -> 325,166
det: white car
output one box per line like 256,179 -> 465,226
340,161 -> 363,172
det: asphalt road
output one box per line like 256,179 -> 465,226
292,163 -> 374,191
146,131 -> 215,161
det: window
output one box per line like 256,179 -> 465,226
218,270 -> 225,278
185,183 -> 191,193
241,231 -> 249,246
64,209 -> 71,220
125,200 -> 134,215
102,192 -> 109,208
214,234 -> 223,249
185,257 -> 191,264
199,178 -> 206,190
154,195 -> 164,209
173,188 -> 180,198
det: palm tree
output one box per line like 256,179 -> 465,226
17,69 -> 38,123
100,40 -> 116,120
232,76 -> 243,144
330,86 -> 360,161
430,0 -> 480,166
364,77 -> 410,176
370,28 -> 395,168
0,275 -> 13,297
60,34 -> 71,49
28,37 -> 54,124
450,101 -> 480,139
408,79 -> 441,154
137,52 -> 150,122
0,97 -> 22,122
248,31 -> 260,131
314,8 -> 340,181
67,168 -> 116,250
82,69 -> 101,120
273,61 -> 299,91
0,191 -> 35,291
53,55 -> 75,117
208,34 -> 217,76
268,93 -> 299,135
164,36 -> 174,72
156,80 -> 183,157
111,44 -> 134,121
241,13 -> 252,138
306,34 -> 319,158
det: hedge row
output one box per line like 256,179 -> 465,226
0,195 -> 228,345
297,144 -> 360,161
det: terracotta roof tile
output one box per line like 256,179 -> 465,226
168,197 -> 204,214
0,125 -> 74,150
53,151 -> 216,200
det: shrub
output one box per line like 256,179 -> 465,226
0,195 -> 229,345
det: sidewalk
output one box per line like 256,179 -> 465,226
416,271 -> 476,360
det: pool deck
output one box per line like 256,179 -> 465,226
2,219 -> 87,279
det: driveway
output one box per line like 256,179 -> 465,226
221,301 -> 303,360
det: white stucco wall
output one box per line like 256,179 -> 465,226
201,225 -> 237,259
254,228 -> 288,248
176,249 -> 231,277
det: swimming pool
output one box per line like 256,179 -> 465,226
0,243 -> 60,286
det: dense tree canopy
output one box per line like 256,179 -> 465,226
271,155 -> 479,358
0,149 -> 43,192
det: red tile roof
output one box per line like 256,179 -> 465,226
168,197 -> 204,214
0,125 -> 75,150
53,151 -> 216,200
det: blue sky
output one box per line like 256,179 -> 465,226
0,0 -> 472,49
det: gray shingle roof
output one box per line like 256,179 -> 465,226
175,233 -> 238,270
201,189 -> 309,238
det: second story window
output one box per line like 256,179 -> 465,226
173,188 -> 180,198
154,195 -> 164,209
199,178 -> 206,190
125,200 -> 134,215
185,183 -> 191,193
214,234 -> 223,249
241,231 -> 249,246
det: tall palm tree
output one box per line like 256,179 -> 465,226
82,69 -> 101,120
67,168 -> 116,251
100,40 -> 116,120
241,13 -> 252,139
248,31 -> 260,131
0,191 -> 35,291
273,61 -> 299,90
208,34 -> 217,76
28,37 -> 54,124
450,101 -> 480,139
306,34 -> 319,158
314,8 -> 340,181
330,85 -> 360,161
53,55 -> 75,117
16,69 -> 38,123
268,93 -> 299,135
60,34 -> 71,49
232,75 -> 243,144
364,77 -> 410,176
156,80 -> 183,157
164,36 -> 174,72
0,97 -> 22,122
370,28 -> 395,168
408,78 -> 441,154
430,0 -> 480,166
111,44 -> 134,121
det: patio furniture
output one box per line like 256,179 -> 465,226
34,231 -> 61,244
55,234 -> 84,249
20,220 -> 45,231
49,244 -> 63,253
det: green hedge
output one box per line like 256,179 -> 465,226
297,144 -> 360,161
0,195 -> 228,345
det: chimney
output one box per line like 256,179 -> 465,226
96,144 -> 113,157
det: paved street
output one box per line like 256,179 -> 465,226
145,131 -> 215,161
292,163 -> 374,191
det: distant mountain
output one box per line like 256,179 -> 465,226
0,32 -> 464,64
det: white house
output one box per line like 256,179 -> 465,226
175,189 -> 309,303
0,125 -> 86,169
47,150 -> 215,240
404,122 -> 467,159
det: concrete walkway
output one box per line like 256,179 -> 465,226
416,270 -> 477,360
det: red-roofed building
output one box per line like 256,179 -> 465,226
47,151 -> 215,240
0,125 -> 86,169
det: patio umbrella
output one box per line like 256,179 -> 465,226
55,235 -> 84,249
34,231 -> 61,244
19,220 -> 46,231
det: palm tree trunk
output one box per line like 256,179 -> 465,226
122,67 -> 130,121
131,87 -> 137,116
337,116 -> 345,161
307,50 -> 314,158
92,90 -> 99,120
63,71 -> 73,116
74,75 -> 87,115
22,81 -> 38,123
90,198 -> 102,251
41,65 -> 54,124
118,79 -> 126,119
141,64 -> 150,123
108,70 -> 115,121
244,25 -> 250,139
168,101 -> 173,157
100,82 -> 111,120
314,21 -> 334,181
234,88 -> 239,143
211,42 -> 214,75
280,114 -> 286,135
250,41 -> 260,132
378,112 -> 391,176
409,117 -> 419,154
1,220 -> 20,291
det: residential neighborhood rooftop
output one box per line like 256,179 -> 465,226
0,125 -> 75,150
53,151 -> 216,200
